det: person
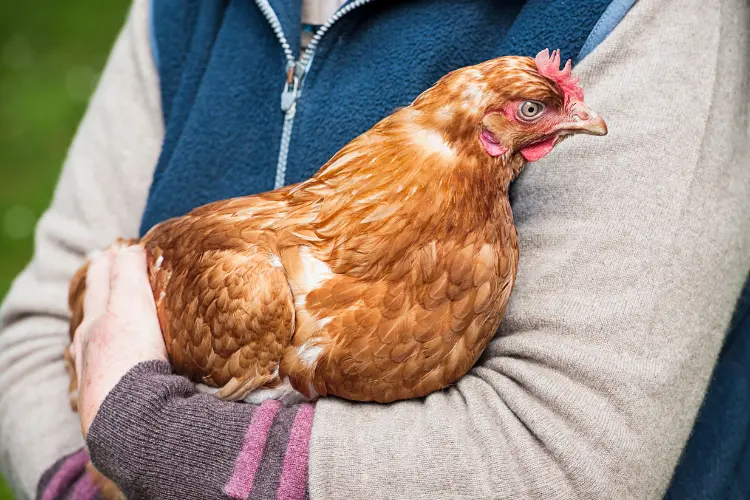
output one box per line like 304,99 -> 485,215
1,0 -> 748,498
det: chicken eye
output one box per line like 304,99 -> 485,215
518,101 -> 546,121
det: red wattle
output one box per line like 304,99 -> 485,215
520,136 -> 557,162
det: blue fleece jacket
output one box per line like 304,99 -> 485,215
143,1 -> 749,498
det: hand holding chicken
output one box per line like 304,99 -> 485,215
70,246 -> 167,437
67,49 -> 607,409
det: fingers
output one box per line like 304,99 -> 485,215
107,245 -> 157,317
77,246 -> 116,383
106,245 -> 167,361
83,247 -> 116,319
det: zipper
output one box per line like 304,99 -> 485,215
254,0 -> 374,189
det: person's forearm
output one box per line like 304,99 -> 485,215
85,361 -> 313,500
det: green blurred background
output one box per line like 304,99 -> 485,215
0,1 -> 129,497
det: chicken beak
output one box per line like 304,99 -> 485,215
558,103 -> 608,136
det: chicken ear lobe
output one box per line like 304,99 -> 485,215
479,129 -> 508,157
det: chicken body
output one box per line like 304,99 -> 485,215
148,152 -> 516,404
68,50 -> 607,405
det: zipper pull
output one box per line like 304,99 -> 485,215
281,61 -> 303,112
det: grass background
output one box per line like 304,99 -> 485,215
0,1 -> 129,497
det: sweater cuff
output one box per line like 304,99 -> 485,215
87,360 -> 314,499
36,448 -> 101,500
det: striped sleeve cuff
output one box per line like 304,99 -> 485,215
36,448 -> 101,500
87,360 -> 314,500
225,401 -> 314,499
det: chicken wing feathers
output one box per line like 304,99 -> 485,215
144,213 -> 295,401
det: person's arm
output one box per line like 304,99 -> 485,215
307,0 -> 750,498
87,362 -> 313,500
55,246 -> 313,500
88,362 -> 314,500
0,1 -> 162,498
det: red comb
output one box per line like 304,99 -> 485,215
534,49 -> 584,103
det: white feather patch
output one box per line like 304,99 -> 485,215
317,316 -> 333,329
411,128 -> 456,158
294,292 -> 308,308
195,383 -> 220,395
269,254 -> 283,268
361,204 -> 400,224
242,378 -> 309,404
297,340 -> 324,368
298,246 -> 333,291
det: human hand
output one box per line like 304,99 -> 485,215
71,245 -> 167,436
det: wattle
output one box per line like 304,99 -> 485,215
520,136 -> 557,162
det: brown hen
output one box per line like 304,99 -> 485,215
67,49 -> 607,410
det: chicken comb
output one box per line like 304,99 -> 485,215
534,48 -> 584,103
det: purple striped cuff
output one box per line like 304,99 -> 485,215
37,448 -> 100,500
86,360 -> 315,500
225,401 -> 315,500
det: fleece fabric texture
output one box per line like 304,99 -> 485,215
141,0 -> 613,233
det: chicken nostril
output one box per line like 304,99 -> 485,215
572,111 -> 590,122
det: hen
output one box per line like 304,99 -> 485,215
67,49 -> 607,409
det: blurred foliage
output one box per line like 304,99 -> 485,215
0,482 -> 11,500
0,1 -> 130,497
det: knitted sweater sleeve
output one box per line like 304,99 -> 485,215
85,361 -> 313,500
34,362 -> 313,500
0,1 -> 163,498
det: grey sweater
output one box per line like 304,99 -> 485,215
2,0 -> 750,498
